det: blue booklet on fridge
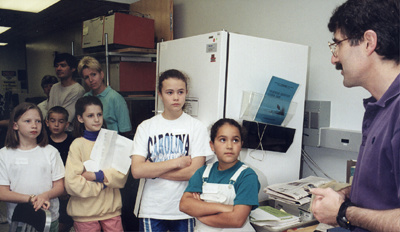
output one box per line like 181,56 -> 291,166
254,76 -> 299,125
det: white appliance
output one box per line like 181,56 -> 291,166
156,31 -> 309,201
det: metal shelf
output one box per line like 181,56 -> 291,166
87,48 -> 156,59
75,33 -> 157,87
125,96 -> 155,101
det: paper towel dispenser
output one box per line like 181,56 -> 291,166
242,120 -> 295,153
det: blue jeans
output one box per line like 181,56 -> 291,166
140,218 -> 194,232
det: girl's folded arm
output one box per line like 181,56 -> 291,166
103,168 -> 128,189
179,192 -> 233,217
160,156 -> 205,181
65,146 -> 103,198
197,204 -> 252,228
131,155 -> 191,179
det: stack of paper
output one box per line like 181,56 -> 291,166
84,128 -> 133,174
264,176 -> 331,205
250,206 -> 299,230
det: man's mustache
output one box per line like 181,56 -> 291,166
336,63 -> 343,70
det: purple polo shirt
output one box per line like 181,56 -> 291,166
350,73 -> 400,231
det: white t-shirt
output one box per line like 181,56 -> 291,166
0,145 -> 65,223
47,82 -> 85,123
37,99 -> 48,119
132,113 -> 213,219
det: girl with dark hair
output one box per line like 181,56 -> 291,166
131,69 -> 212,232
180,118 -> 260,231
65,96 -> 127,232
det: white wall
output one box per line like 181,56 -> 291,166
172,0 -> 368,182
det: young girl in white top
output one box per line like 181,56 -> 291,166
131,69 -> 212,232
65,96 -> 127,232
180,118 -> 260,232
0,102 -> 65,232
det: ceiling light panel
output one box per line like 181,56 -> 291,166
0,26 -> 11,34
0,0 -> 60,13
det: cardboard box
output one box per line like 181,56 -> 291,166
109,62 -> 156,92
82,16 -> 104,48
82,13 -> 155,49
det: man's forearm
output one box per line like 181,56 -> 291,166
347,206 -> 400,231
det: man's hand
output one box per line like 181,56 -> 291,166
310,187 -> 345,225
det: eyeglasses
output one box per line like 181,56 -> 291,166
328,38 -> 349,57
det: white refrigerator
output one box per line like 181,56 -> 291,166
156,31 -> 309,201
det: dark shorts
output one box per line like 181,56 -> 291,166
139,218 -> 194,232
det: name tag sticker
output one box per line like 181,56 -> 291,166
15,158 -> 28,165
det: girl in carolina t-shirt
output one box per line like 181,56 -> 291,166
131,69 -> 212,232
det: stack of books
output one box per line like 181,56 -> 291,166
250,206 -> 299,231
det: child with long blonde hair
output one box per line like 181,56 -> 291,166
0,102 -> 65,232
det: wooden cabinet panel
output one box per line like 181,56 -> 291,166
130,0 -> 173,42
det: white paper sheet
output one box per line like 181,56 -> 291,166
84,128 -> 133,174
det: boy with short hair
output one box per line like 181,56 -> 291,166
46,106 -> 74,232
47,106 -> 74,164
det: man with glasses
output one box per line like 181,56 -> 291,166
310,0 -> 400,231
